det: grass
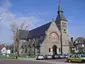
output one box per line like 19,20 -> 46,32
0,55 -> 16,59
18,55 -> 35,58
0,54 -> 35,59
28,55 -> 35,58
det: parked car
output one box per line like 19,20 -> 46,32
66,54 -> 85,63
44,55 -> 52,59
59,54 -> 65,59
60,54 -> 68,59
36,55 -> 44,60
79,54 -> 85,58
53,54 -> 60,59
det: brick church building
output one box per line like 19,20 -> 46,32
18,4 -> 70,55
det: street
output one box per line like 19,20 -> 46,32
0,60 -> 52,64
0,59 -> 85,64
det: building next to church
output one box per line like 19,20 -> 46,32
18,4 -> 70,56
70,37 -> 85,54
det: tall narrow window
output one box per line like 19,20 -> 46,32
49,48 -> 51,52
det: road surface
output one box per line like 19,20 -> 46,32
0,59 -> 84,64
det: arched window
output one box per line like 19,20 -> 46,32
49,48 -> 51,52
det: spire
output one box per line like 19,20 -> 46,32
58,3 -> 63,13
55,0 -> 67,22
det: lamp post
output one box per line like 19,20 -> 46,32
60,33 -> 62,54
60,24 -> 63,54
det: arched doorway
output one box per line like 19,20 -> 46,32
52,45 -> 57,55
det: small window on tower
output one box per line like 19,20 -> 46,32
64,29 -> 66,33
64,29 -> 66,31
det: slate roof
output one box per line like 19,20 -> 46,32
19,22 -> 51,40
74,37 -> 85,44
55,4 -> 67,22
28,22 -> 51,38
19,30 -> 29,40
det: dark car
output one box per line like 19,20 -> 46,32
53,54 -> 68,59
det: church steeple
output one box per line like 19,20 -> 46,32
55,2 -> 67,22
58,3 -> 63,13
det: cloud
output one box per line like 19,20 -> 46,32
0,0 -> 43,28
0,0 -> 44,44
0,0 -> 12,9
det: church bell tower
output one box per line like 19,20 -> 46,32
55,3 -> 70,54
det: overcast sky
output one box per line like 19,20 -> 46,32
0,0 -> 85,45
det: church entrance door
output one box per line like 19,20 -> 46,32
52,45 -> 57,55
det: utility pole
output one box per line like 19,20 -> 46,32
60,30 -> 63,54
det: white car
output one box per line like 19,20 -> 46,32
36,55 -> 44,60
44,55 -> 52,59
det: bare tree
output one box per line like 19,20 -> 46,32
10,22 -> 29,56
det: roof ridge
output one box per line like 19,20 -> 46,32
29,22 -> 51,32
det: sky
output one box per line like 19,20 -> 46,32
0,0 -> 85,45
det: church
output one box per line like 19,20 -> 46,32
18,4 -> 70,56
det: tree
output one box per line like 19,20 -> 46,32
10,22 -> 29,56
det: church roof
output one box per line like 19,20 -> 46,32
19,22 -> 51,39
28,22 -> 51,38
55,4 -> 67,22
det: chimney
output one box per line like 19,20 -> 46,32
71,37 -> 74,43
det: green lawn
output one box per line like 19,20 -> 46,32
18,55 -> 35,58
0,54 -> 35,59
0,55 -> 16,59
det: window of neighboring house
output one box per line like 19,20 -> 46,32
75,41 -> 78,43
78,40 -> 80,43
